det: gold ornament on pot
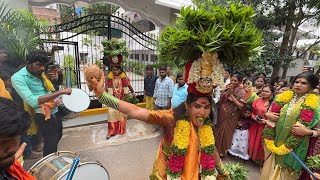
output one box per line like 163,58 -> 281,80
188,52 -> 224,94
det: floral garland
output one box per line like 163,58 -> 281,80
167,117 -> 216,179
107,71 -> 128,80
262,90 -> 319,156
106,72 -> 130,96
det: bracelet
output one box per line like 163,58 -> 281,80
98,91 -> 119,109
216,162 -> 227,175
312,130 -> 318,137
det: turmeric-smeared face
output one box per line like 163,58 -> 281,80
293,78 -> 311,96
112,66 -> 122,76
186,97 -> 211,128
196,77 -> 213,93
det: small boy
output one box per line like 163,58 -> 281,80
228,106 -> 253,160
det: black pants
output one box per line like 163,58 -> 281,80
34,113 -> 63,156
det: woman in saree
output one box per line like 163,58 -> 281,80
243,77 -> 258,107
260,72 -> 320,180
287,106 -> 320,180
215,73 -> 246,157
294,122 -> 320,180
248,85 -> 274,163
88,72 -> 230,180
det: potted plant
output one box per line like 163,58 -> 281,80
101,38 -> 129,66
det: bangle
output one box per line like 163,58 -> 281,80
99,91 -> 119,109
312,130 -> 318,137
216,162 -> 227,175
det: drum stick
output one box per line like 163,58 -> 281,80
290,152 -> 319,180
66,158 -> 80,180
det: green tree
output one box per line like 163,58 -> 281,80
0,1 -> 48,70
58,4 -> 75,24
193,0 -> 320,80
63,55 -> 76,87
82,2 -> 119,15
58,2 -> 119,36
253,0 -> 320,80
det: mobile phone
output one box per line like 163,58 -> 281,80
304,66 -> 314,73
307,67 -> 314,73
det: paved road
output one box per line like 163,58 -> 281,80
25,120 -> 260,180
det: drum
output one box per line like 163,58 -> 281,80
62,88 -> 90,112
28,151 -> 110,180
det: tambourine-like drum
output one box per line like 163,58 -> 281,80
62,88 -> 90,112
28,151 -> 110,180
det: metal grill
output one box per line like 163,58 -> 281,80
40,13 -> 159,100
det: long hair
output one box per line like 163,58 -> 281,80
173,93 -> 213,121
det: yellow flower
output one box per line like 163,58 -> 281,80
198,125 -> 215,148
277,90 -> 294,103
120,72 -> 127,79
305,94 -> 319,109
264,139 -> 292,156
173,120 -> 191,149
107,72 -> 127,79
107,72 -> 113,79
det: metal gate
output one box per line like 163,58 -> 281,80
40,13 -> 158,98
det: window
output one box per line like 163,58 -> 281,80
135,54 -> 139,60
151,55 -> 158,62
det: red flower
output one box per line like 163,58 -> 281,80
271,103 -> 282,113
169,154 -> 184,172
300,109 -> 314,122
200,153 -> 215,170
121,78 -> 130,86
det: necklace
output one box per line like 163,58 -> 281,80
113,77 -> 122,98
286,94 -> 306,117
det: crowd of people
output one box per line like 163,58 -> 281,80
1,48 -> 320,180
140,65 -> 320,180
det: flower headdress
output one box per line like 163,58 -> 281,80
185,52 -> 224,96
158,4 -> 262,96
102,38 -> 129,67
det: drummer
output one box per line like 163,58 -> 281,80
0,97 -> 36,180
11,50 -> 72,157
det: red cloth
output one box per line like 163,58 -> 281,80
7,160 -> 36,180
248,98 -> 269,161
107,120 -> 127,136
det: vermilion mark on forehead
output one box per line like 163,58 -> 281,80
196,100 -> 209,105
